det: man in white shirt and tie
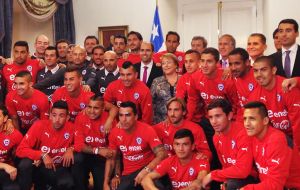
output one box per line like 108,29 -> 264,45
134,42 -> 163,88
270,18 -> 300,78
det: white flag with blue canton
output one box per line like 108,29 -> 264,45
150,6 -> 164,52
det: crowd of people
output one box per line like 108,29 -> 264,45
0,18 -> 300,190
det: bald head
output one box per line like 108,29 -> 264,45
72,45 -> 87,65
103,51 -> 118,72
34,34 -> 49,58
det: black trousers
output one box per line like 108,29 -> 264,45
72,152 -> 105,190
117,168 -> 144,190
17,158 -> 74,190
0,170 -> 20,190
226,175 -> 259,190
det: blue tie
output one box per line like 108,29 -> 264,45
284,50 -> 291,78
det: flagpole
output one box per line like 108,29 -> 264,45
156,0 -> 158,7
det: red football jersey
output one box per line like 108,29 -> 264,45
242,127 -> 300,190
104,79 -> 153,124
154,120 -> 211,160
187,69 -> 239,122
3,59 -> 41,92
0,129 -> 23,165
153,51 -> 185,74
74,111 -> 116,152
233,69 -> 257,122
108,121 -> 162,175
117,53 -> 141,67
248,76 -> 300,151
51,86 -> 94,122
5,89 -> 49,129
212,123 -> 255,182
176,72 -> 193,100
155,153 -> 209,190
16,120 -> 74,166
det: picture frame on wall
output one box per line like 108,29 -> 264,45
98,25 -> 129,49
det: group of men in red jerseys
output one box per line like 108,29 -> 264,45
1,17 -> 300,190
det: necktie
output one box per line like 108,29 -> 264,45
106,72 -> 115,84
222,60 -> 227,68
142,66 -> 148,84
284,50 -> 291,78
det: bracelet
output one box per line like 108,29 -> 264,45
144,166 -> 152,173
41,153 -> 48,160
93,147 -> 99,155
115,174 -> 120,178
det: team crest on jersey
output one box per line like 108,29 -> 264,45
80,103 -> 86,109
100,125 -> 104,133
32,104 -> 37,111
27,66 -> 32,72
177,56 -> 183,61
136,137 -> 142,145
248,83 -> 254,91
64,132 -> 70,139
189,167 -> 194,176
277,94 -> 281,102
134,93 -> 140,100
82,69 -> 87,75
231,140 -> 236,149
3,139 -> 10,146
218,84 -> 224,91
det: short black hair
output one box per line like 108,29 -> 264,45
244,101 -> 268,118
65,65 -> 82,77
56,39 -> 70,47
51,100 -> 69,113
15,70 -> 32,82
114,35 -> 127,45
279,19 -> 299,32
122,61 -> 136,72
254,56 -> 274,67
202,47 -> 220,62
185,49 -> 201,60
45,46 -> 59,58
249,33 -> 266,44
273,28 -> 279,39
207,99 -> 232,115
0,104 -> 9,117
127,31 -> 143,41
92,45 -> 106,54
174,128 -> 194,144
229,48 -> 249,62
84,35 -> 99,44
90,95 -> 104,103
166,31 -> 180,42
120,101 -> 137,115
14,41 -> 29,52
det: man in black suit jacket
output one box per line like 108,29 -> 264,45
270,19 -> 300,78
134,42 -> 163,88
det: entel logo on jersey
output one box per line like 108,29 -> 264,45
201,92 -> 208,99
256,162 -> 268,174
9,74 -> 15,81
3,139 -> 10,146
64,132 -> 70,139
248,83 -> 254,91
136,137 -> 142,145
134,93 -> 139,100
218,84 -> 224,91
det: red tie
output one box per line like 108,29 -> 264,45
142,66 -> 148,84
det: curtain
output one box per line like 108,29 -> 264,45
53,0 -> 76,44
0,0 -> 13,58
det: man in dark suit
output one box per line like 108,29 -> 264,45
134,42 -> 163,88
270,19 -> 300,78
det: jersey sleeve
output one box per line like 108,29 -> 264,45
175,76 -> 187,99
5,92 -> 17,116
211,131 -> 253,182
155,156 -> 171,176
242,134 -> 291,190
103,83 -> 114,103
140,87 -> 153,124
283,88 -> 300,151
74,114 -> 86,152
193,125 -> 212,161
39,93 -> 50,119
108,128 -> 119,150
225,79 -> 240,117
16,122 -> 43,160
145,126 -> 163,150
187,75 -> 201,121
